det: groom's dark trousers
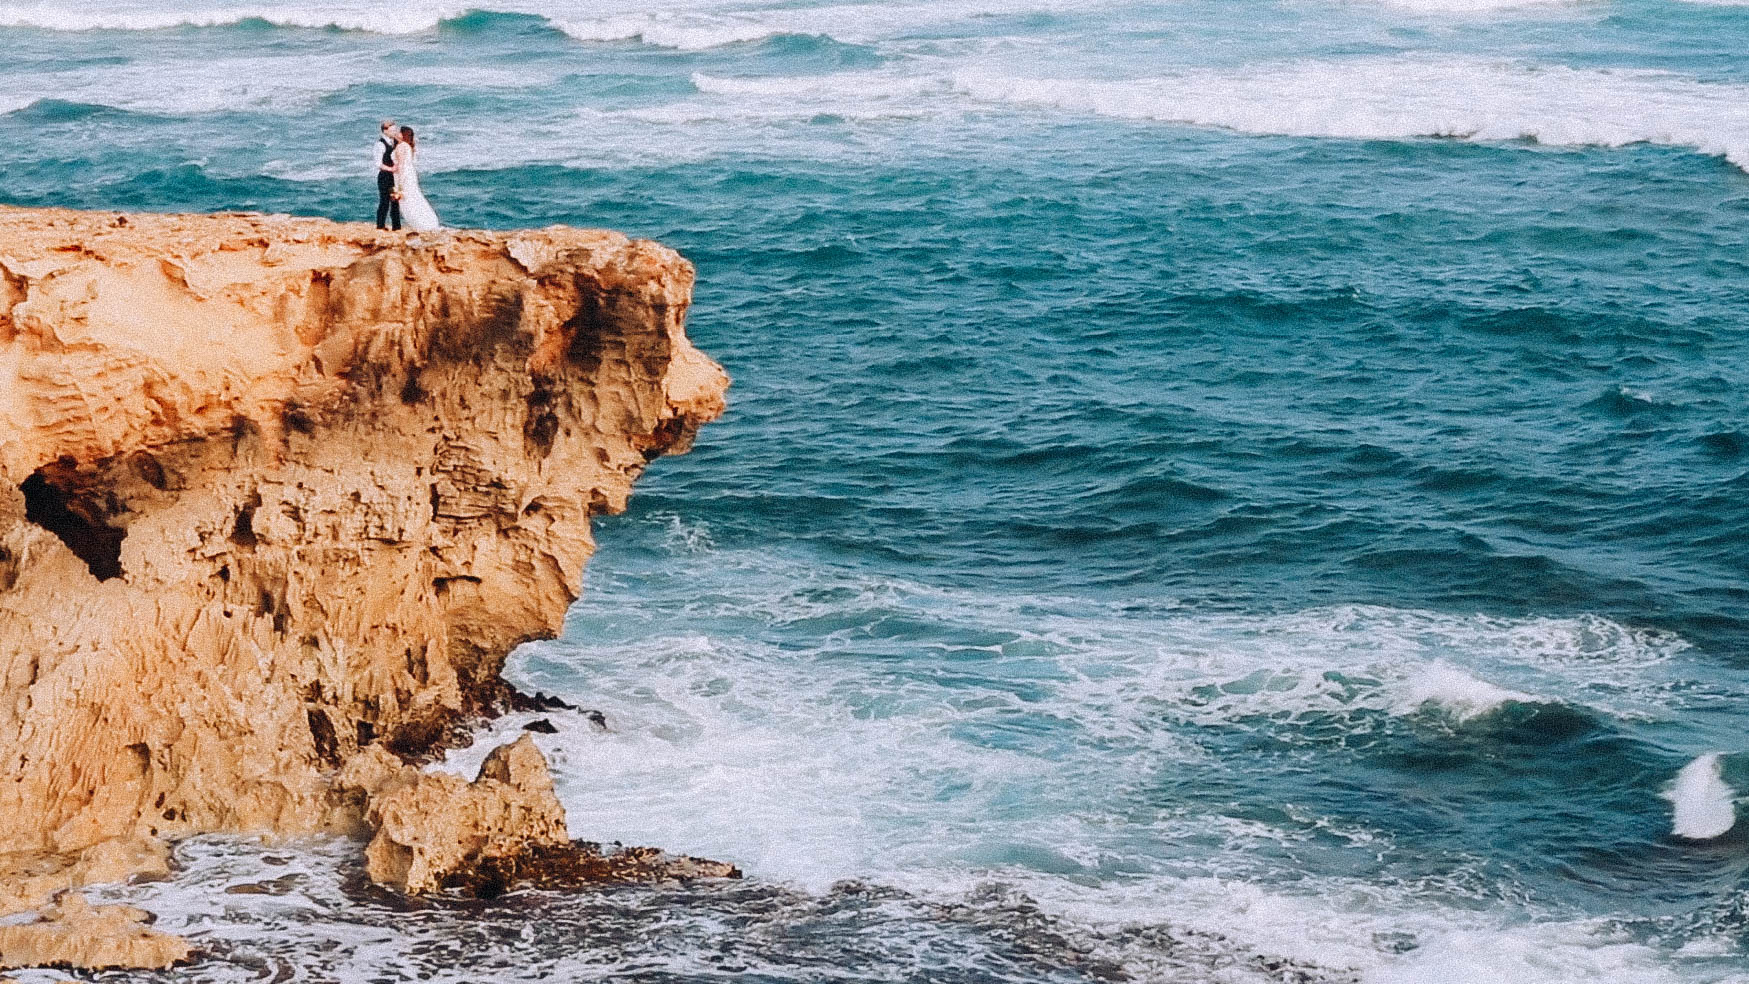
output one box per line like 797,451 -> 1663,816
376,171 -> 401,231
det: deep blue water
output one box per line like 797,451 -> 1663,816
6,2 -> 1749,981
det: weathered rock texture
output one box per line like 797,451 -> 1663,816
0,207 -> 731,967
0,839 -> 182,969
339,734 -> 738,897
0,893 -> 191,972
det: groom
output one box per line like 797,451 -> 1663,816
374,119 -> 400,231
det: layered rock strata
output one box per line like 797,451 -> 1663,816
0,206 -> 732,969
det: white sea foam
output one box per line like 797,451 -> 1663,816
1360,919 -> 1725,984
395,52 -> 1749,172
0,0 -> 1125,41
576,49 -> 1749,170
2,51 -> 374,115
1365,0 -> 1589,13
483,576 -> 1729,980
884,865 -> 1739,984
683,69 -> 948,123
551,1 -> 1097,51
952,54 -> 1749,170
1393,661 -> 1540,722
1664,753 -> 1737,840
552,12 -> 782,51
1,51 -> 565,122
503,631 -> 1073,887
1047,603 -> 1680,737
483,528 -> 1695,899
0,92 -> 36,116
557,6 -> 905,51
0,2 -> 469,32
11,3 -> 1747,177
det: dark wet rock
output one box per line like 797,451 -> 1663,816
505,688 -> 579,714
444,842 -> 742,900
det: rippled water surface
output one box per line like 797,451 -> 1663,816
4,0 -> 1749,981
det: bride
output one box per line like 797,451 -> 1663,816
391,126 -> 440,232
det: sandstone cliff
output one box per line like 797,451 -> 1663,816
0,206 -> 731,969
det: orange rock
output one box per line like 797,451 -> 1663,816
336,735 -> 566,893
0,893 -> 190,971
339,735 -> 738,896
0,838 -> 170,918
0,206 -> 731,966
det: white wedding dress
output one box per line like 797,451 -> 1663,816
392,143 -> 440,232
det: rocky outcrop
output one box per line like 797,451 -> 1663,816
0,838 -> 183,970
339,735 -> 738,896
0,894 -> 191,971
341,735 -> 570,893
0,838 -> 170,919
0,207 -> 732,968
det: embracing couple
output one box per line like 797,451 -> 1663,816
374,119 -> 439,233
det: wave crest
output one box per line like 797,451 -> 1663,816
0,0 -> 1116,42
554,12 -> 790,51
1392,661 -> 1541,722
0,3 -> 468,33
951,55 -> 1749,170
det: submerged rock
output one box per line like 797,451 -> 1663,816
0,207 -> 731,969
0,838 -> 170,918
452,841 -> 743,899
0,893 -> 190,971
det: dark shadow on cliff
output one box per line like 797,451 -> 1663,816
20,464 -> 126,581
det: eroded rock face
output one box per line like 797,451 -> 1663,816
0,207 -> 732,967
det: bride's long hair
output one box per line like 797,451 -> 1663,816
398,126 -> 416,152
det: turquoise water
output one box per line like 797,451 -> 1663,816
6,1 -> 1749,981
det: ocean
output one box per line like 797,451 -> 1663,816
3,1 -> 1748,981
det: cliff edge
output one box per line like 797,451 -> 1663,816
0,206 -> 732,969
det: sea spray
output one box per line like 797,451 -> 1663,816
1392,661 -> 1539,723
1664,753 -> 1737,840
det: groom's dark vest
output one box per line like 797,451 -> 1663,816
377,138 -> 395,189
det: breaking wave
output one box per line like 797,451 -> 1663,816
0,0 -> 1122,42
1391,661 -> 1544,722
1365,0 -> 1590,13
952,55 -> 1749,170
1664,753 -> 1738,840
0,3 -> 469,32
